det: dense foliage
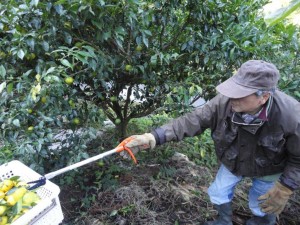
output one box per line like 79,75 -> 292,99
0,1 -> 299,224
0,0 -> 299,172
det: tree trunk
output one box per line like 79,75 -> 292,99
115,119 -> 129,140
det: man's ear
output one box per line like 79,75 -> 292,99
261,93 -> 270,104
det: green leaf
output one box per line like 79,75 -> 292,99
103,32 -> 111,40
76,50 -> 92,58
30,0 -> 39,7
150,55 -> 157,65
0,82 -> 6,93
189,86 -> 195,95
82,46 -> 97,58
115,38 -> 123,49
60,59 -> 73,69
41,115 -> 54,122
115,27 -> 126,35
45,67 -> 55,75
110,209 -> 118,217
181,43 -> 187,51
64,32 -> 72,44
230,47 -> 235,60
143,30 -> 152,36
142,34 -> 149,48
12,199 -> 23,215
294,90 -> 300,98
13,119 -> 20,127
204,55 -> 209,64
7,82 -> 13,94
42,41 -> 50,51
0,65 -> 6,78
26,39 -> 35,50
17,49 -> 25,60
9,176 -> 21,181
44,75 -> 60,83
6,187 -> 17,196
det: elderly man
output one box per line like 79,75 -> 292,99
121,60 -> 300,225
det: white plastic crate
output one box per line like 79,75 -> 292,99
0,160 -> 64,225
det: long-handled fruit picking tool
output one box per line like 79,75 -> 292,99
27,137 -> 136,190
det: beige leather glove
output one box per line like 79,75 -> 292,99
258,182 -> 293,215
120,133 -> 156,159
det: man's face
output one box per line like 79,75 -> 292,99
230,93 -> 270,114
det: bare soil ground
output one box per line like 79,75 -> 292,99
60,152 -> 300,225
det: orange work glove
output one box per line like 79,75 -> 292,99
258,182 -> 293,215
120,133 -> 156,159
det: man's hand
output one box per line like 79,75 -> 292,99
120,133 -> 156,159
258,182 -> 293,215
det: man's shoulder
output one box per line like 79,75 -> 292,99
274,90 -> 299,106
273,90 -> 300,123
201,94 -> 231,117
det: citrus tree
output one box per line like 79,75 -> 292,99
0,0 -> 299,172
263,0 -> 300,99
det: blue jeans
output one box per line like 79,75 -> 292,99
208,164 -> 276,216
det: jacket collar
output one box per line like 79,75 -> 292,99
230,95 -> 273,134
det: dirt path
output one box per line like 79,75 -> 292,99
60,152 -> 300,225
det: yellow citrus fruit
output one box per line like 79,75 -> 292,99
136,45 -> 142,51
110,96 -> 117,102
75,42 -> 83,48
97,161 -> 105,167
12,187 -> 27,200
27,109 -> 33,114
0,191 -> 5,199
41,96 -> 47,103
27,126 -> 34,132
125,64 -> 132,71
5,195 -> 16,206
3,25 -> 9,31
1,180 -> 14,192
0,216 -> 8,225
30,53 -> 36,59
15,181 -> 29,188
0,206 -> 7,216
21,208 -> 30,213
23,192 -> 40,206
65,77 -> 74,85
68,100 -> 75,108
25,54 -> 31,60
11,214 -> 21,222
0,52 -> 6,58
73,118 -> 80,125
64,22 -> 72,29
